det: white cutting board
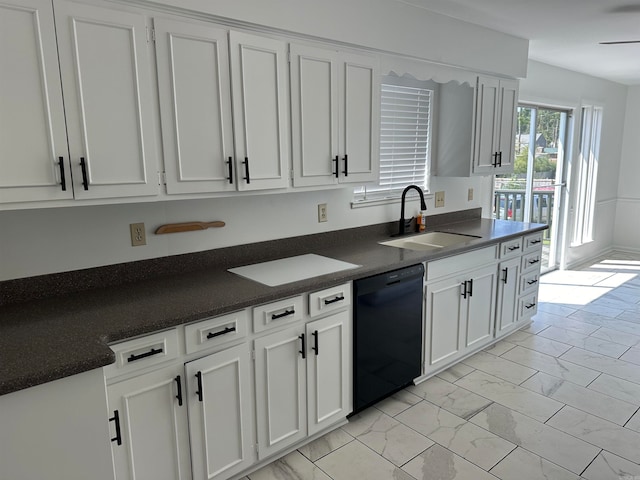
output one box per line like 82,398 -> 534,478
228,254 -> 360,287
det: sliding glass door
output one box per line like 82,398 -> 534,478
493,105 -> 569,272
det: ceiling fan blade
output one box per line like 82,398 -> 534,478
599,40 -> 640,45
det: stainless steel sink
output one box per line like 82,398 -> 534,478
379,231 -> 481,251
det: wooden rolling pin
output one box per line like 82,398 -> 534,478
155,221 -> 226,234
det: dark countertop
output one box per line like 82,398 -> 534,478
0,215 -> 546,396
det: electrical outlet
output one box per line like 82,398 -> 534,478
130,223 -> 146,246
435,191 -> 445,208
468,188 -> 474,201
318,203 -> 328,223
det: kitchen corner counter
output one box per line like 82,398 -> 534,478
0,215 -> 547,395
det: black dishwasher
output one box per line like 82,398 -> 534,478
352,263 -> 424,414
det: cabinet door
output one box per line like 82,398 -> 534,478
0,0 -> 72,203
107,364 -> 192,480
254,324 -> 307,459
229,31 -> 289,191
464,264 -> 498,348
495,79 -> 518,172
290,44 -> 340,187
306,310 -> 351,436
472,76 -> 499,175
424,278 -> 464,370
496,256 -> 521,337
54,1 -> 158,199
186,343 -> 254,480
340,52 -> 380,184
155,18 -> 236,195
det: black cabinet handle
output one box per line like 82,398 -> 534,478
492,152 -> 498,167
226,156 -> 233,184
109,410 -> 122,446
527,278 -> 539,285
324,295 -> 344,305
525,302 -> 536,310
175,375 -> 183,406
57,157 -> 66,191
127,347 -> 163,363
502,268 -> 508,284
529,258 -> 540,265
299,333 -> 306,359
207,326 -> 236,339
497,151 -> 503,167
243,157 -> 250,184
333,155 -> 339,178
312,330 -> 319,356
195,371 -> 203,402
342,154 -> 348,177
468,278 -> 473,297
272,309 -> 295,320
508,245 -> 520,251
80,157 -> 89,190
461,281 -> 468,299
530,239 -> 542,245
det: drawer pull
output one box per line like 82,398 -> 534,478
525,302 -> 536,310
530,239 -> 542,245
206,326 -> 236,339
195,371 -> 203,402
127,347 -> 163,363
528,258 -> 540,265
175,375 -> 183,406
508,245 -> 521,251
299,334 -> 306,359
109,410 -> 122,446
324,295 -> 345,305
527,278 -> 539,285
272,309 -> 295,320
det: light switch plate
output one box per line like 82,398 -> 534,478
435,191 -> 445,208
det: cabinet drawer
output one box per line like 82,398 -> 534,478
104,329 -> 179,379
427,245 -> 498,280
185,310 -> 248,354
524,232 -> 544,252
521,250 -> 542,273
253,295 -> 304,333
520,271 -> 540,296
499,237 -> 523,259
309,282 -> 352,318
518,292 -> 538,321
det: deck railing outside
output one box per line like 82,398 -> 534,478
493,189 -> 554,240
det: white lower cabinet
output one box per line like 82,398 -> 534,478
185,343 -> 255,480
254,309 -> 351,460
495,256 -> 521,336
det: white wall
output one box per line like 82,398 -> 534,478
518,60 -> 629,268
614,85 -> 640,252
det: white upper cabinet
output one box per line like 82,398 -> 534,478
473,76 -> 517,175
0,0 -> 71,203
229,31 -> 290,191
53,1 -> 159,199
291,44 -> 379,187
155,18 -> 236,195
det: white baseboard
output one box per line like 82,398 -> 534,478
564,247 -> 640,271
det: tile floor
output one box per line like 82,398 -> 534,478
244,252 -> 640,480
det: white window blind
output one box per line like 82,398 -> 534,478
354,83 -> 432,201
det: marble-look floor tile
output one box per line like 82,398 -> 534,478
624,408 -> 640,433
589,326 -> 640,347
342,408 -> 433,466
470,403 -> 599,475
580,303 -> 624,318
297,428 -> 353,462
591,296 -> 640,311
540,270 -> 614,286
597,318 -> 640,336
581,450 -> 640,480
537,326 -> 629,358
619,346 -> 640,365
315,440 -> 415,480
396,400 -> 514,471
374,389 -> 423,417
402,444 -> 499,480
502,331 -> 573,357
588,373 -> 640,405
407,376 -> 492,420
461,351 -> 537,385
483,340 -> 517,356
489,446 -> 579,480
248,451 -> 331,480
436,363 -> 475,383
600,286 -> 640,301
502,346 -> 600,386
561,347 -> 640,385
531,311 -> 600,335
616,310 -> 640,323
538,303 -> 579,317
521,372 -> 637,425
521,319 -> 552,334
547,405 -> 640,464
455,370 -> 563,423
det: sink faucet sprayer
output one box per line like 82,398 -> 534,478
398,185 -> 427,236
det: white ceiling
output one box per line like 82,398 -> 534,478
397,0 -> 640,85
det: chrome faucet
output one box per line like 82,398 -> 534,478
398,185 -> 427,236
